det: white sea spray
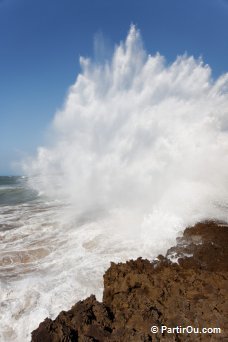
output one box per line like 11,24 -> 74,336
26,25 -> 228,226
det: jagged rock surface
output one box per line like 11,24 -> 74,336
31,221 -> 228,341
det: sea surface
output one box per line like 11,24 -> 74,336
0,175 -> 182,341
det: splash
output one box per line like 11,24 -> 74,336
25,25 -> 228,231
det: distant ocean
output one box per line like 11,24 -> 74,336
0,176 -> 37,206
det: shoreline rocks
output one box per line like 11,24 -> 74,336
31,221 -> 228,341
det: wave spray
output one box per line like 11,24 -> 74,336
26,25 -> 228,231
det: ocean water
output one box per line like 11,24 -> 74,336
1,26 -> 228,341
0,176 -> 184,341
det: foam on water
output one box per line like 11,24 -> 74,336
1,200 -> 176,341
1,26 -> 228,341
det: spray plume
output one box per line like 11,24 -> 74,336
25,25 -> 228,233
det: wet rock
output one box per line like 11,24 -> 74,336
31,221 -> 228,341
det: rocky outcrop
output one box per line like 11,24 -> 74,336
31,221 -> 228,341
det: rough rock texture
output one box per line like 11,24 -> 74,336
31,221 -> 228,341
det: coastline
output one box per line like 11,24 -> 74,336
31,221 -> 228,341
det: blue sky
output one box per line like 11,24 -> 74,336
0,0 -> 228,175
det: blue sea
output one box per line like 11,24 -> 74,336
0,176 -> 37,207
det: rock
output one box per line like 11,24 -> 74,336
31,221 -> 228,341
31,295 -> 113,342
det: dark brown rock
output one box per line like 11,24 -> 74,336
31,221 -> 228,341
